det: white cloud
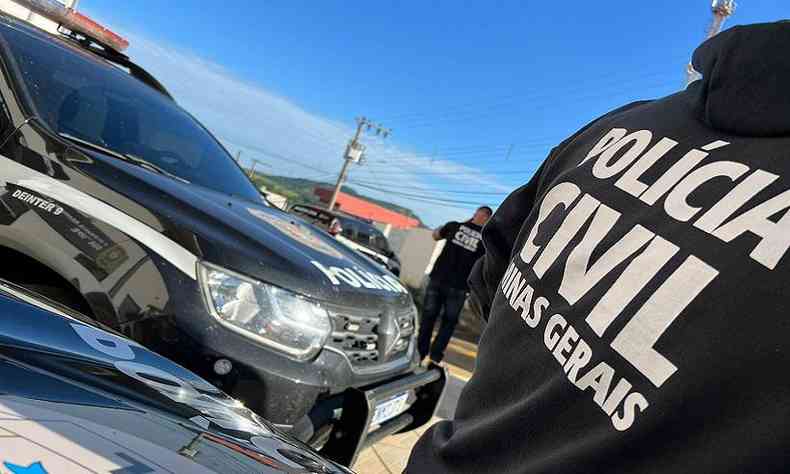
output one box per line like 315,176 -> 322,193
123,31 -> 511,226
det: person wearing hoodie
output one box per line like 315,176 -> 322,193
407,21 -> 790,473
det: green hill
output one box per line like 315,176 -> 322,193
248,172 -> 424,225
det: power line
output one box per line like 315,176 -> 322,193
377,70 -> 681,129
349,179 -> 509,196
226,77 -> 669,183
352,163 -> 543,178
361,143 -> 558,171
223,137 -> 537,195
366,142 -> 552,162
351,182 -> 494,209
375,66 -> 684,123
366,150 -> 554,168
224,140 -> 336,176
391,80 -> 675,130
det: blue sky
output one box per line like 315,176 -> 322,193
83,0 -> 787,226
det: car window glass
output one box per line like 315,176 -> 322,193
291,206 -> 312,218
0,93 -> 10,135
371,234 -> 391,254
292,206 -> 334,226
341,221 -> 355,238
356,226 -> 372,246
3,27 -> 260,201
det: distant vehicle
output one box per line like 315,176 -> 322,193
289,204 -> 402,276
0,279 -> 351,473
0,3 -> 444,467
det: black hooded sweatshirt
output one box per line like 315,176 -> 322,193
408,22 -> 790,473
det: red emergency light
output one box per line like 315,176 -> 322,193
12,0 -> 129,51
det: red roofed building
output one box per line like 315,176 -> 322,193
314,188 -> 420,229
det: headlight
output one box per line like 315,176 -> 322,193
198,262 -> 331,361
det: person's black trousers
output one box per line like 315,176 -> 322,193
417,278 -> 467,363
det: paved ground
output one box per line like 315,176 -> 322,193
353,415 -> 443,474
353,319 -> 481,473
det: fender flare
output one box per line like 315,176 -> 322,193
0,233 -> 119,326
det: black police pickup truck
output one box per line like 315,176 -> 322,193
0,7 -> 443,466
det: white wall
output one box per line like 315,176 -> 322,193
396,228 -> 443,289
386,227 -> 407,255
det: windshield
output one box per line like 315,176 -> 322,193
2,27 -> 261,201
371,234 -> 391,254
344,217 -> 390,254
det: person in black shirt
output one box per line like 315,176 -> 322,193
417,206 -> 492,364
408,21 -> 790,473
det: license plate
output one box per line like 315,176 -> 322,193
371,392 -> 409,426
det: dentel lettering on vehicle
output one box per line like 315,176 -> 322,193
11,189 -> 63,215
311,260 -> 407,293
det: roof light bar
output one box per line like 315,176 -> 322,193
12,0 -> 129,51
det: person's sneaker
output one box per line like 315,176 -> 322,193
428,358 -> 444,368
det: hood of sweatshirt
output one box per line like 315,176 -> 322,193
690,21 -> 790,137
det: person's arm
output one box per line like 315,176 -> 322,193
432,222 -> 457,241
467,162 -> 546,322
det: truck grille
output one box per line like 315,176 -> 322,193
327,304 -> 416,371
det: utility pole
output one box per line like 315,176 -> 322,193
248,158 -> 258,179
686,1 -> 736,85
327,117 -> 390,210
707,0 -> 736,39
247,158 -> 269,179
504,144 -> 514,161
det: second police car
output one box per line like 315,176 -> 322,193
288,204 -> 402,276
0,279 -> 352,473
0,1 -> 444,466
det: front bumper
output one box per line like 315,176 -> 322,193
159,280 -> 421,423
319,365 -> 447,467
159,278 -> 443,467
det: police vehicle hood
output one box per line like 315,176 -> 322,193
691,21 -> 790,136
75,147 -> 411,307
0,284 -> 350,473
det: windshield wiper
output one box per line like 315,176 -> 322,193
58,132 -> 112,152
122,153 -> 189,184
58,132 -> 190,184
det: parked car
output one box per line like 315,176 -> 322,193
0,278 -> 351,473
289,204 -> 402,276
0,6 -> 444,466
